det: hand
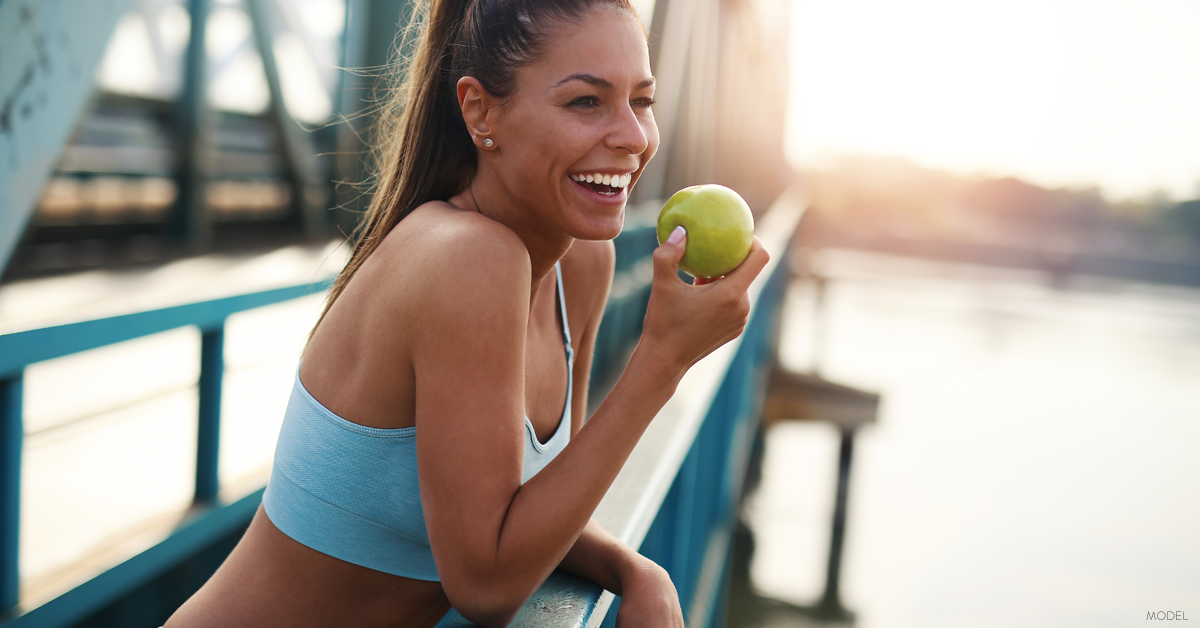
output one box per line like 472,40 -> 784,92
639,226 -> 770,375
615,560 -> 683,628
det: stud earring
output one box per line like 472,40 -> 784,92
483,138 -> 494,148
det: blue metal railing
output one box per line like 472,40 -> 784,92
0,220 -> 661,626
630,246 -> 788,626
0,281 -> 332,623
591,208 -> 659,384
0,196 -> 800,626
440,196 -> 804,627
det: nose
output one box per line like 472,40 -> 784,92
606,102 -> 652,155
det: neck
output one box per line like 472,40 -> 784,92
450,171 -> 573,304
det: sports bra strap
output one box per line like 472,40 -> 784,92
554,262 -> 574,361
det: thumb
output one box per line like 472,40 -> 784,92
653,225 -> 687,283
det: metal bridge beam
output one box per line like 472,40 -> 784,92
631,0 -> 704,203
172,0 -> 213,249
331,0 -> 414,229
0,0 -> 140,275
246,0 -> 329,240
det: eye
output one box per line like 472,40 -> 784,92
632,97 -> 656,109
568,95 -> 601,108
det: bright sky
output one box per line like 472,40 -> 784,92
784,0 -> 1200,201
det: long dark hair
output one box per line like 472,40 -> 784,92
316,0 -> 639,331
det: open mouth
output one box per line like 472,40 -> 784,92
570,172 -> 632,197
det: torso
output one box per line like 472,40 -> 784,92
167,203 -> 613,627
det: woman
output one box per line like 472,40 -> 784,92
167,0 -> 768,625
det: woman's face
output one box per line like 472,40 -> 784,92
485,6 -> 659,241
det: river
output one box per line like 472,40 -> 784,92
743,247 -> 1200,628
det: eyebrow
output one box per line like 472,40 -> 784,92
553,73 -> 656,91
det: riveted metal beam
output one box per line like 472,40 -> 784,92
0,0 -> 140,274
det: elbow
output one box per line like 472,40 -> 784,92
443,572 -> 529,627
454,596 -> 521,628
456,605 -> 520,628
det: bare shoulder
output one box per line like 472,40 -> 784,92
393,202 -> 530,276
365,202 -> 531,302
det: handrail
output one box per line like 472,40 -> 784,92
0,191 -> 803,627
437,191 -> 806,627
0,216 -> 660,626
0,279 -> 332,622
0,282 -> 331,378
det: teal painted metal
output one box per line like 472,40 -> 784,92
0,0 -> 140,273
626,244 -> 789,628
0,213 -> 789,626
172,0 -> 213,248
332,0 -> 416,225
244,0 -> 328,239
590,218 -> 659,385
2,489 -> 264,628
195,326 -> 225,503
0,374 -> 21,611
0,278 -> 328,620
452,231 -> 792,628
0,281 -> 330,376
435,571 -> 607,627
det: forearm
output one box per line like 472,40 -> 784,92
560,520 -> 683,628
463,347 -> 680,605
499,343 -> 681,545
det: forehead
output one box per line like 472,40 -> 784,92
522,6 -> 651,88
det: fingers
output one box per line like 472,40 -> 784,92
720,238 -> 770,292
652,226 -> 687,284
689,239 -> 769,288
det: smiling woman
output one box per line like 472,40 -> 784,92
163,0 -> 769,627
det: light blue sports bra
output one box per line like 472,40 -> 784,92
263,263 -> 574,581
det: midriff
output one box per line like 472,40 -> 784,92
164,506 -> 452,628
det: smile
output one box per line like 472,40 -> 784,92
569,172 -> 632,196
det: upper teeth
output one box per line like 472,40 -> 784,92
571,173 -> 631,188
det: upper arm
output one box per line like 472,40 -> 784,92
410,221 -> 532,590
561,239 -> 616,435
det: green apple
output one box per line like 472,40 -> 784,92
656,184 -> 755,278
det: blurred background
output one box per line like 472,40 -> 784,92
741,1 -> 1200,627
0,0 -> 1198,626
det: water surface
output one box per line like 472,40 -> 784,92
746,248 -> 1200,627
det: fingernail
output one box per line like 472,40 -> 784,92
667,225 -> 686,245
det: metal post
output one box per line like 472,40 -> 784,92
816,427 -> 855,619
0,372 -> 23,611
811,274 -> 828,377
245,0 -> 329,240
195,326 -> 224,502
174,0 -> 213,249
671,449 -> 698,602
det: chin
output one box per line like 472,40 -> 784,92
573,208 -> 626,241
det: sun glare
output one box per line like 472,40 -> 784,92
785,0 -> 1200,200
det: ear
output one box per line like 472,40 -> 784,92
457,76 -> 496,149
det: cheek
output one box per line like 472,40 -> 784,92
644,117 -> 661,159
560,117 -> 605,152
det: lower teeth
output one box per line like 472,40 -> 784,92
587,182 -> 617,194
